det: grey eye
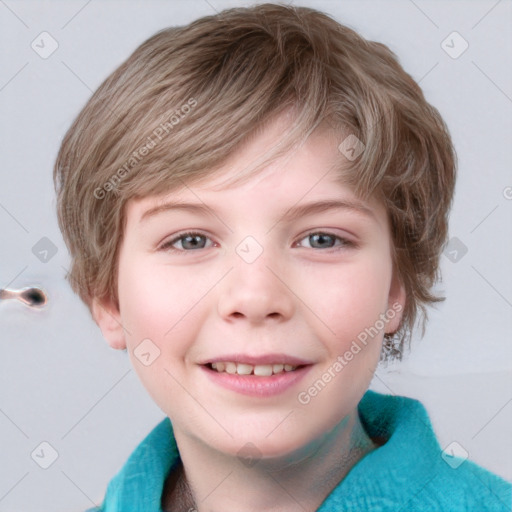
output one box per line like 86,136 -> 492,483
307,233 -> 336,249
178,234 -> 208,250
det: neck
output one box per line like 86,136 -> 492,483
162,410 -> 376,512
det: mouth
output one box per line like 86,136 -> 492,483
199,354 -> 314,397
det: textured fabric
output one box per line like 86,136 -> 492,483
88,391 -> 512,511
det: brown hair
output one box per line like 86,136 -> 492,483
53,3 -> 456,358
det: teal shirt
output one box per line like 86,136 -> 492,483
90,391 -> 511,511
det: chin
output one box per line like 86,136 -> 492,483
202,421 -> 326,463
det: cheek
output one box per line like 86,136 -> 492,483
118,264 -> 171,341
117,258 -> 205,409
118,257 -> 206,340
302,255 -> 392,346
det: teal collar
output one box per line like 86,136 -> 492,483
98,390 -> 511,511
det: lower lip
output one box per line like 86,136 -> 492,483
200,365 -> 313,397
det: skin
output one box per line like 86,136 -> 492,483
93,112 -> 406,511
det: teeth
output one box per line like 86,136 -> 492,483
273,364 -> 284,373
225,362 -> 237,374
209,362 -> 298,375
236,363 -> 253,375
253,364 -> 273,377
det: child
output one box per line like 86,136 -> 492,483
53,3 -> 511,511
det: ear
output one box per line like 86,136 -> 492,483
385,270 -> 406,335
91,296 -> 127,350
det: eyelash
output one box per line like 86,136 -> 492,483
158,231 -> 357,253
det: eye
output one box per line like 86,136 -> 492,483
159,232 -> 214,252
297,232 -> 356,250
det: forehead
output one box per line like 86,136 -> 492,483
124,113 -> 387,227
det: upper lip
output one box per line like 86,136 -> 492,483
200,353 -> 314,366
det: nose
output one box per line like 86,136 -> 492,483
217,251 -> 295,325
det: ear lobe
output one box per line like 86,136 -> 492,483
91,297 -> 127,350
385,273 -> 406,335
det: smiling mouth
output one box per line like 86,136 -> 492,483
205,362 -> 306,376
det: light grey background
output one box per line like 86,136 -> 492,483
0,0 -> 511,510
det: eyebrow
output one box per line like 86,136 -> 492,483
140,202 -> 213,223
139,198 -> 375,224
278,199 -> 375,223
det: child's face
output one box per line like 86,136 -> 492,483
94,114 -> 404,459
